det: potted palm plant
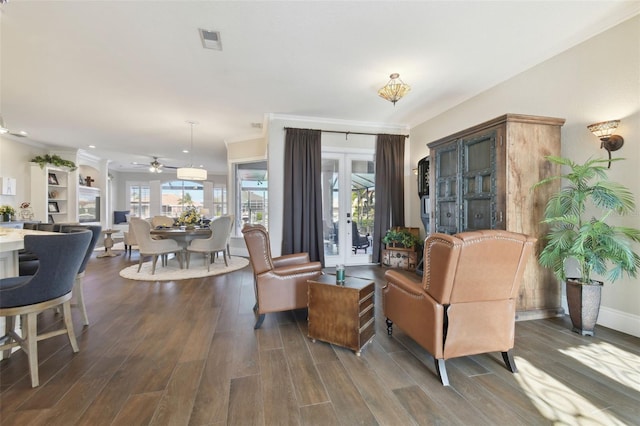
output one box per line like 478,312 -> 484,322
534,156 -> 640,335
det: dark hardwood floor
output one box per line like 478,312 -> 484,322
1,250 -> 639,425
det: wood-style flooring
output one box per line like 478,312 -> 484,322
1,250 -> 639,425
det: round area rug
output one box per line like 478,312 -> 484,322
119,255 -> 249,281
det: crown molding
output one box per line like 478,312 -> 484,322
267,113 -> 410,133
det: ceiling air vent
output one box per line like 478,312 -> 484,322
199,29 -> 222,50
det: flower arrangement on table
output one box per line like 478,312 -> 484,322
177,207 -> 201,229
0,204 -> 16,221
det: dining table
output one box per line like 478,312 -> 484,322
150,227 -> 212,249
0,228 -> 58,278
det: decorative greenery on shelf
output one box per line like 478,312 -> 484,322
382,228 -> 423,249
31,154 -> 77,171
533,156 -> 640,284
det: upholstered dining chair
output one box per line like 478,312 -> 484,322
226,214 -> 235,258
150,215 -> 175,229
0,231 -> 91,387
18,224 -> 101,326
59,224 -> 102,325
130,217 -> 184,275
383,230 -> 536,386
242,224 -> 323,329
123,225 -> 137,256
186,215 -> 232,271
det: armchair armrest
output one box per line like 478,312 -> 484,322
384,270 -> 424,297
272,261 -> 322,277
272,252 -> 311,268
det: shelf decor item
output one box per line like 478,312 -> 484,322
534,156 -> 640,335
19,202 -> 34,220
48,173 -> 59,185
48,201 -> 60,213
0,204 -> 16,222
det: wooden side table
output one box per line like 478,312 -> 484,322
307,274 -> 375,356
97,229 -> 120,258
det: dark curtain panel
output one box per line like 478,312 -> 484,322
282,128 -> 325,265
373,134 -> 405,263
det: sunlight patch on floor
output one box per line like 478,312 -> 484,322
514,357 -> 626,425
559,342 -> 640,393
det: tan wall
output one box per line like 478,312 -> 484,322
409,15 -> 640,335
226,137 -> 266,161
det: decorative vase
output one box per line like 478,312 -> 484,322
566,279 -> 603,336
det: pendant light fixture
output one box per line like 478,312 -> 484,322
177,121 -> 207,181
378,73 -> 411,106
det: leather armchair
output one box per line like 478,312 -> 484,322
383,230 -> 536,386
242,224 -> 323,329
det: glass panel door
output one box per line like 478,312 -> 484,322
322,152 -> 375,266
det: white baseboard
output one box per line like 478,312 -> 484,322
597,306 -> 640,338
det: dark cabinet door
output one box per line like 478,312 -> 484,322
434,143 -> 459,234
461,131 -> 496,231
433,129 -> 497,234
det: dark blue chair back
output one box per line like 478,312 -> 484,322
61,225 -> 102,274
0,231 -> 91,308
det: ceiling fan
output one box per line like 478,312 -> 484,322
0,115 -> 28,137
132,156 -> 179,174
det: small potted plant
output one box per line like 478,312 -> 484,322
0,205 -> 16,222
534,156 -> 640,335
382,228 -> 422,250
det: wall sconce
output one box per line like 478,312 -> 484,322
587,120 -> 624,168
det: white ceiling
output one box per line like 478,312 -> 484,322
2,1 -> 639,174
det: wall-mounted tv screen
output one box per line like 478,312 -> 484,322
78,188 -> 100,223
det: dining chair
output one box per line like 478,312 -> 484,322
150,215 -> 175,229
123,224 -> 137,256
226,214 -> 235,258
0,231 -> 91,387
18,225 -> 100,326
59,224 -> 102,325
130,217 -> 183,274
186,215 -> 232,271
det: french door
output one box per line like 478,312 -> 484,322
321,151 -> 375,267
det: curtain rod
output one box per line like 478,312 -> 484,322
284,127 -> 409,139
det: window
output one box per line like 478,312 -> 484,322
213,184 -> 227,216
161,180 -> 204,218
128,183 -> 150,218
236,161 -> 268,228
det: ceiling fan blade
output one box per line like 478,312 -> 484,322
0,115 -> 28,137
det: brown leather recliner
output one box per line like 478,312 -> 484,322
242,224 -> 323,329
383,230 -> 536,386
